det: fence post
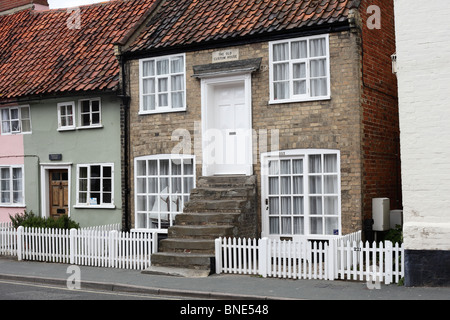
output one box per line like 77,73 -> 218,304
109,230 -> 117,268
69,228 -> 77,265
215,238 -> 222,274
327,239 -> 336,280
17,226 -> 23,261
384,240 -> 393,285
258,238 -> 268,278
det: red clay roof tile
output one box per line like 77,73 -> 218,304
0,0 -> 156,101
127,0 -> 356,54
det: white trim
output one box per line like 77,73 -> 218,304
77,98 -> 102,129
134,154 -> 196,233
139,53 -> 187,115
260,149 -> 341,241
0,105 -> 32,135
268,34 -> 331,104
200,73 -> 253,176
56,101 -> 76,131
40,164 -> 72,218
75,162 -> 115,208
0,165 -> 25,207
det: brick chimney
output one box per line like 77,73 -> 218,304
0,1 -> 49,13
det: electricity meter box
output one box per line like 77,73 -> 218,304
372,198 -> 390,231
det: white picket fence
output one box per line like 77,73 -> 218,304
0,224 -> 158,271
215,231 -> 405,284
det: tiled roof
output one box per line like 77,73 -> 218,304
126,0 -> 358,54
0,0 -> 156,101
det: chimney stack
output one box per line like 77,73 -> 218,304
0,1 -> 49,14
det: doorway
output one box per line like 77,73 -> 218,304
201,74 -> 253,176
49,169 -> 69,219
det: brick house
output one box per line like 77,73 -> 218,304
116,0 -> 401,270
0,0 -> 156,226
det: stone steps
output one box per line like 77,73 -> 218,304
145,175 -> 257,274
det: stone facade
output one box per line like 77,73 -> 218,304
126,29 -> 369,236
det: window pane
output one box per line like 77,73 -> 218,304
309,176 -> 322,194
171,177 -> 182,193
311,78 -> 328,97
90,166 -> 101,178
269,197 -> 279,215
183,177 -> 194,194
293,159 -> 303,174
324,154 -> 337,173
324,196 -> 338,215
81,100 -> 90,113
137,178 -> 146,193
136,160 -> 146,176
103,178 -> 112,192
79,167 -> 88,179
291,40 -> 307,59
81,114 -> 90,126
143,95 -> 155,111
160,177 -> 169,193
148,178 -> 158,193
103,166 -> 112,178
293,196 -> 304,215
160,160 -> 169,175
293,80 -> 306,95
148,160 -> 158,175
91,100 -> 100,112
273,43 -> 289,61
324,176 -> 338,194
157,59 -> 169,75
143,79 -> 155,94
309,155 -> 322,173
293,217 -> 304,235
79,192 -> 87,204
273,63 -> 289,81
281,197 -> 291,215
281,217 -> 291,234
293,63 -> 306,79
293,176 -> 303,194
269,177 -> 279,195
90,178 -> 101,192
310,38 -> 326,57
280,160 -> 290,174
1,109 -> 10,121
170,56 -> 184,73
268,160 -> 279,175
92,112 -> 100,125
158,93 -> 168,107
143,60 -> 155,77
274,82 -> 289,100
280,177 -> 291,194
183,161 -> 193,175
310,59 -> 327,77
171,161 -> 182,175
325,217 -> 338,235
310,217 -> 323,234
269,217 -> 280,234
103,193 -> 112,204
310,196 -> 322,215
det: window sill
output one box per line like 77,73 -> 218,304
57,127 -> 76,132
139,108 -> 187,116
74,204 -> 115,209
269,96 -> 331,105
76,125 -> 104,130
0,204 -> 26,208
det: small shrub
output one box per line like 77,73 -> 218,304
9,211 -> 80,229
385,224 -> 403,244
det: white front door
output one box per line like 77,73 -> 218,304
202,75 -> 252,176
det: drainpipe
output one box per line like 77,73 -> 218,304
117,53 -> 131,232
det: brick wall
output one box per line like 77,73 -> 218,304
126,30 -> 364,235
358,0 -> 401,220
0,0 -> 48,12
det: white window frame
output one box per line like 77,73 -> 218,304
75,163 -> 115,209
57,102 -> 76,131
0,105 -> 32,135
139,53 -> 186,115
77,98 -> 102,129
134,154 -> 195,233
269,34 -> 331,104
261,149 -> 341,240
0,165 -> 25,207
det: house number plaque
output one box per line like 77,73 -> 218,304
212,49 -> 239,63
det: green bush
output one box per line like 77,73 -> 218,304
9,211 -> 80,230
385,224 -> 403,244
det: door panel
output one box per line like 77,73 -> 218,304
207,81 -> 251,175
49,169 -> 69,219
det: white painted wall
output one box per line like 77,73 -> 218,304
394,0 -> 450,250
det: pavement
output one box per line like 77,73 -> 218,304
0,256 -> 449,300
